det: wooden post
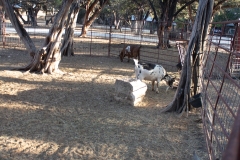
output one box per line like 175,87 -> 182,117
0,6 -> 5,47
108,25 -> 112,57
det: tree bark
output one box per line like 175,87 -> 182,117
2,0 -> 74,73
1,0 -> 37,57
157,0 -> 178,48
161,0 -> 214,114
79,0 -> 109,37
0,4 -> 3,35
14,8 -> 29,24
28,7 -> 39,27
61,2 -> 80,56
113,11 -> 121,30
36,0 -> 74,73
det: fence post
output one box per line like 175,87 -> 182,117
108,25 -> 112,57
90,26 -> 92,56
235,20 -> 240,52
1,9 -> 6,48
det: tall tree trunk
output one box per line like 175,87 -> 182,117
161,0 -> 214,114
0,4 -> 3,35
113,11 -> 121,30
33,0 -> 74,73
14,8 -> 29,24
80,1 -> 91,38
79,0 -> 109,37
28,8 -> 39,27
1,0 -> 37,57
156,0 -> 178,48
2,0 -> 74,73
61,2 -> 80,56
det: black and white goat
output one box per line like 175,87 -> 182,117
133,59 -> 175,93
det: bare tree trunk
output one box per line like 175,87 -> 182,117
113,11 -> 121,30
1,0 -> 37,57
35,0 -> 74,73
14,8 -> 29,24
28,8 -> 39,27
2,0 -> 74,73
161,0 -> 214,114
79,0 -> 109,37
0,4 -> 3,34
61,2 -> 80,56
157,22 -> 165,48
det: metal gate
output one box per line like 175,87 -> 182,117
200,20 -> 240,160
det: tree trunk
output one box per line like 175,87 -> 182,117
79,0 -> 109,37
61,2 -> 80,56
1,0 -> 37,57
2,0 -> 74,73
0,4 -> 3,35
156,0 -> 178,48
34,0 -> 74,73
113,11 -> 121,30
161,0 -> 214,114
28,8 -> 39,27
14,8 -> 29,24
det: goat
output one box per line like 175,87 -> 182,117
133,59 -> 175,93
119,45 -> 141,62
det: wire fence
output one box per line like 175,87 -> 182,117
199,20 -> 240,160
0,20 -> 186,72
1,16 -> 240,160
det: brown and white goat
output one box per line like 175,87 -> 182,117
119,45 -> 141,62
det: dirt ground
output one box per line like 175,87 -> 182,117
0,49 -> 207,159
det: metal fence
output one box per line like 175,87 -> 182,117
1,20 -> 187,72
199,20 -> 240,160
1,17 -> 240,160
73,22 -> 185,72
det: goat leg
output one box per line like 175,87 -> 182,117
156,81 -> 159,93
152,81 -> 155,91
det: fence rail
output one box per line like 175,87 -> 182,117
200,20 -> 240,160
1,20 -> 185,72
1,18 -> 240,160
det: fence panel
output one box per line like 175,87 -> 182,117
108,21 -> 184,72
200,20 -> 240,160
2,14 -> 240,160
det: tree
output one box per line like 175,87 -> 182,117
100,0 -> 141,30
1,0 -> 37,57
79,0 -> 109,37
2,0 -> 76,73
9,0 -> 62,26
0,1 -> 3,35
61,1 -> 80,56
10,0 -> 46,26
161,0 -> 214,114
147,0 -> 197,48
213,8 -> 240,22
130,0 -> 150,34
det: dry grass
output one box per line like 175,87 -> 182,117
0,48 -> 207,159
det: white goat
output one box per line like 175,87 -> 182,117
133,59 -> 175,93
